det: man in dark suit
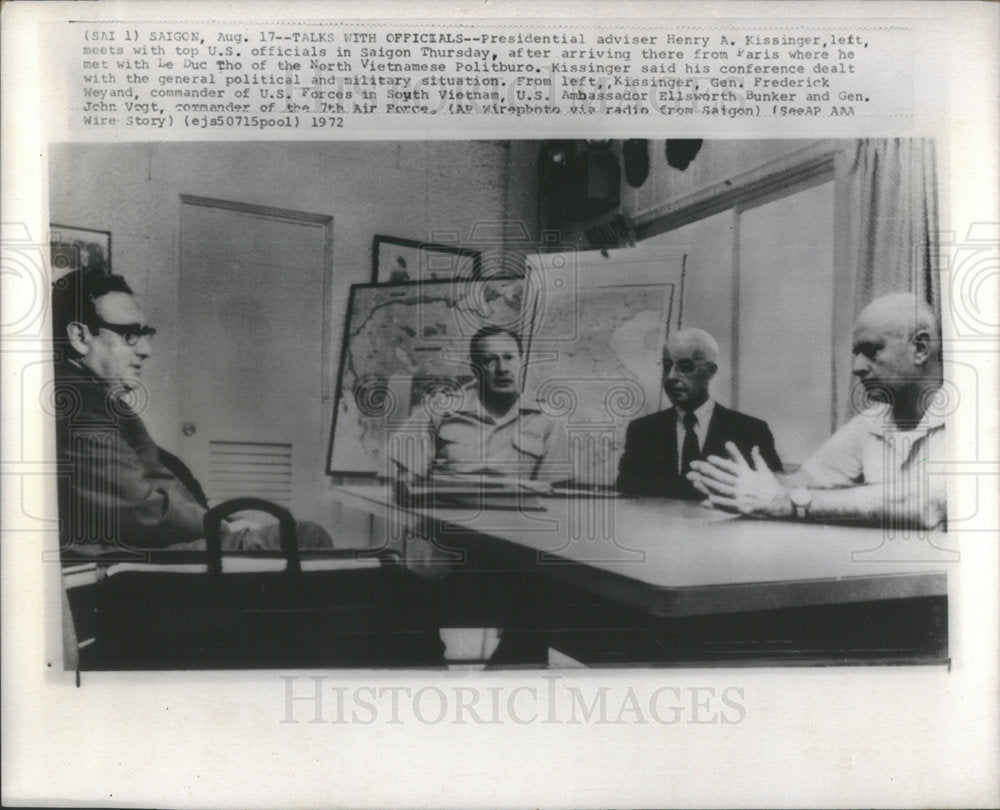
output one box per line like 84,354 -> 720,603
51,268 -> 333,556
616,328 -> 782,498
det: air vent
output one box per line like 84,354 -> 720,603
208,440 -> 292,504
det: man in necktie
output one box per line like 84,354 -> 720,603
616,328 -> 783,498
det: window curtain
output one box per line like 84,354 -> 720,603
833,138 -> 940,425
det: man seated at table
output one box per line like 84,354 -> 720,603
387,325 -> 568,484
386,325 -> 570,666
616,327 -> 782,498
52,268 -> 333,556
689,293 -> 946,529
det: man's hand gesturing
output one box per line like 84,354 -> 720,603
688,442 -> 793,519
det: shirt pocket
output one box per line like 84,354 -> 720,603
436,420 -> 480,463
512,431 -> 546,459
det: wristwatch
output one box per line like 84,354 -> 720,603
789,488 -> 813,520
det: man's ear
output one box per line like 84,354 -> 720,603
706,361 -> 718,379
911,329 -> 932,366
65,321 -> 92,356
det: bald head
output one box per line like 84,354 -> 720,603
852,292 -> 942,405
662,328 -> 719,410
855,293 -> 940,343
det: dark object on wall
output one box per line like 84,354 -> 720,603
665,139 -> 704,171
538,140 -> 621,222
623,139 -> 650,187
584,214 -> 637,253
50,224 -> 111,280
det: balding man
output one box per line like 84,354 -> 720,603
616,328 -> 782,499
689,293 -> 946,528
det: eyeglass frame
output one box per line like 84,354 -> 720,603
89,317 -> 157,346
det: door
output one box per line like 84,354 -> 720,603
177,196 -> 332,524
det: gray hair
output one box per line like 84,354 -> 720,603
665,328 -> 719,364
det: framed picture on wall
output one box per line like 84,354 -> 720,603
328,276 -> 527,475
49,224 -> 111,280
372,234 -> 480,283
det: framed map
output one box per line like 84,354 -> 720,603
327,277 -> 528,475
329,251 -> 686,481
522,247 -> 687,487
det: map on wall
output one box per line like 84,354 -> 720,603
522,248 -> 686,487
327,277 -> 528,475
328,249 -> 686,482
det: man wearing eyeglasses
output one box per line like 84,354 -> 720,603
52,269 -> 332,555
616,327 -> 783,499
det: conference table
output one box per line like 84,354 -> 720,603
331,483 -> 952,666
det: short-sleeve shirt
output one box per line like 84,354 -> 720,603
801,403 -> 947,525
387,385 -> 569,482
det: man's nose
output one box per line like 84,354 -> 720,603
134,335 -> 153,358
851,353 -> 869,376
665,365 -> 680,380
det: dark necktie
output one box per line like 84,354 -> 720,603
680,411 -> 699,478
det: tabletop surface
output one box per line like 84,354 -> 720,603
331,483 -> 952,616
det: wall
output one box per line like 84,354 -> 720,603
47,138 -> 840,499
537,139 -> 823,249
736,179 -> 836,464
49,140 -> 540,446
49,141 -> 540,535
638,140 -> 842,464
644,210 -> 735,405
621,139 -> 822,220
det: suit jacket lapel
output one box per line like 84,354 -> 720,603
701,404 -> 730,460
662,407 -> 679,472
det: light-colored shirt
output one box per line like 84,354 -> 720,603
387,384 -> 570,483
674,399 -> 716,474
800,403 -> 947,527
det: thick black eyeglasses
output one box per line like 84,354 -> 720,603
92,318 -> 157,346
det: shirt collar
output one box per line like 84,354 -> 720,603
859,399 -> 946,436
454,383 -> 540,424
62,357 -> 108,388
65,357 -> 90,376
676,398 -> 715,427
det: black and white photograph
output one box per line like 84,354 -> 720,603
2,2 -> 998,808
51,138 -> 952,670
